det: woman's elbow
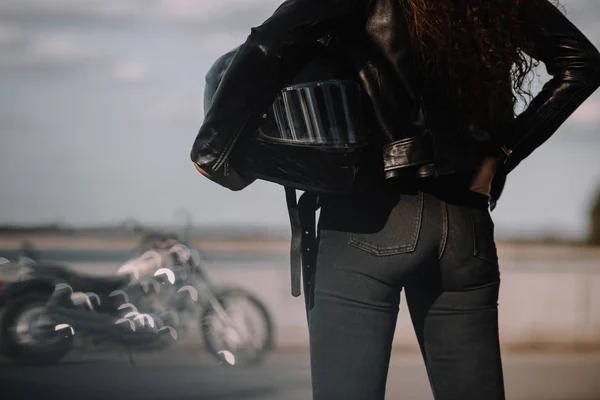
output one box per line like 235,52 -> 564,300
577,42 -> 600,86
245,26 -> 289,60
587,48 -> 600,85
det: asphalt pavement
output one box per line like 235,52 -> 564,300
2,349 -> 600,400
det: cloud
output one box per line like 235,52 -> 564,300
561,0 -> 600,40
0,0 -> 281,24
0,23 -> 24,46
197,32 -> 247,53
112,60 -> 151,83
30,35 -> 83,58
0,0 -> 597,35
0,0 -> 143,17
146,95 -> 203,123
151,0 -> 281,21
0,33 -> 102,69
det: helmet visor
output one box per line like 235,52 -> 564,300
259,80 -> 365,148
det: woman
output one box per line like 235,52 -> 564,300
191,0 -> 600,398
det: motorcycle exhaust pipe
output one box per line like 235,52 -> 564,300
49,306 -> 117,335
48,306 -> 169,345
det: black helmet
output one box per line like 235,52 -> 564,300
203,41 -> 377,194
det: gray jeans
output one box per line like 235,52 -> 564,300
306,184 -> 505,400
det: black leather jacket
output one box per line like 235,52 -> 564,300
191,0 -> 600,200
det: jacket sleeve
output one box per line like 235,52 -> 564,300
190,0 -> 365,190
502,0 -> 600,174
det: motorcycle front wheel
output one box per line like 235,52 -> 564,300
0,292 -> 73,365
200,287 -> 273,367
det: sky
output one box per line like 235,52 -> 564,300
0,0 -> 599,239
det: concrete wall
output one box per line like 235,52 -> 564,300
60,242 -> 600,351
207,263 -> 600,350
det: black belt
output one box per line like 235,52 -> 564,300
285,187 -> 319,313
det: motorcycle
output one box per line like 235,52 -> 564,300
0,235 -> 274,367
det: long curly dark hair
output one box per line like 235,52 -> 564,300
403,0 -> 561,132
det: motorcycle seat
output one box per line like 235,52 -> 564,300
30,263 -> 131,294
68,273 -> 131,294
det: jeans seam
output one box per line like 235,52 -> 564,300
438,201 -> 448,260
469,208 -> 499,267
442,280 -> 501,293
314,290 -> 400,312
469,208 -> 478,258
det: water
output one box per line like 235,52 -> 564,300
0,248 -> 289,266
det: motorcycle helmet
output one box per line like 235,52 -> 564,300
203,40 -> 379,194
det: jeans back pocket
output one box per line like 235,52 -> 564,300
347,191 -> 424,256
